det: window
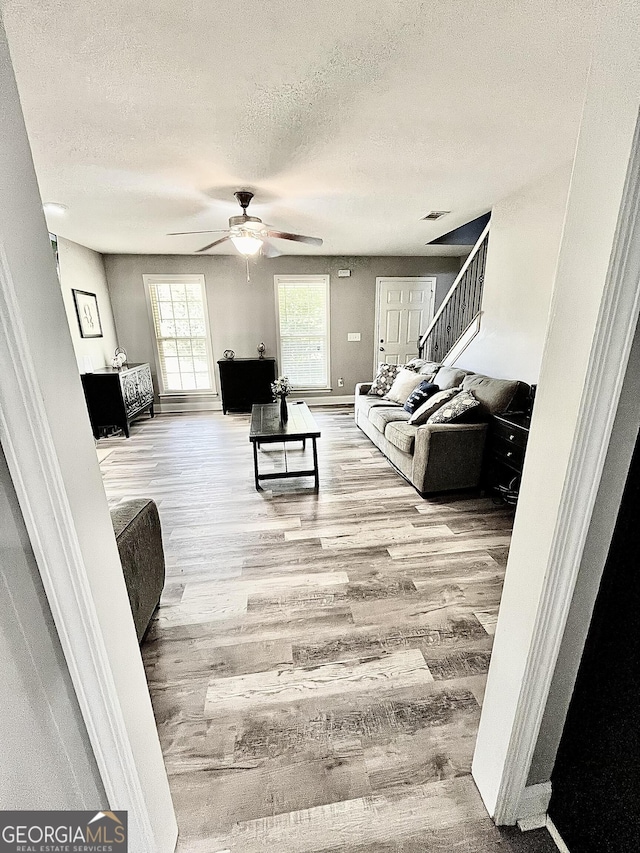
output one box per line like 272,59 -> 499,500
144,275 -> 214,393
275,275 -> 330,390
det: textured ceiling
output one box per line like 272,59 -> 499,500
2,0 -> 595,255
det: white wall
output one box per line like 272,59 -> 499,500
458,164 -> 572,384
58,237 -> 119,371
0,20 -> 177,850
104,253 -> 460,401
0,446 -> 106,808
472,0 -> 640,820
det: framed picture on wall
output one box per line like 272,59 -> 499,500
72,289 -> 103,338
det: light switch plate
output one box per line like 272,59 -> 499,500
347,332 -> 361,342
338,269 -> 351,277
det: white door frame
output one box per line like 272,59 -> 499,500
0,246 -> 156,847
472,17 -> 640,822
374,276 -> 436,372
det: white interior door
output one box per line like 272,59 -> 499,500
375,277 -> 436,367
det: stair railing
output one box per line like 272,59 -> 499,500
419,220 -> 490,363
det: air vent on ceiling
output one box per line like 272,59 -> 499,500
422,210 -> 450,221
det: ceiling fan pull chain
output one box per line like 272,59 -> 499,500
246,255 -> 250,283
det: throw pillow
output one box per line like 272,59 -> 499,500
426,390 -> 482,424
431,366 -> 469,390
408,387 -> 460,425
368,362 -> 402,397
383,368 -> 426,405
404,382 -> 440,414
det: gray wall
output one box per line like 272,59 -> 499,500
528,314 -> 640,785
104,254 -> 460,397
0,446 -> 106,808
58,237 -> 119,371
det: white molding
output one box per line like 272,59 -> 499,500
443,312 -> 482,365
546,818 -> 571,853
515,782 -> 552,831
419,221 -> 490,350
492,117 -> 640,825
0,244 -> 155,849
374,276 -> 436,373
156,394 -> 354,413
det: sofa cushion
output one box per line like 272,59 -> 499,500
384,368 -> 425,404
369,405 -> 411,432
404,381 -> 440,414
358,396 -> 400,417
418,361 -> 442,376
408,387 -> 460,425
426,390 -> 483,424
385,421 -> 419,454
461,373 -> 520,415
369,362 -> 402,396
432,366 -> 469,390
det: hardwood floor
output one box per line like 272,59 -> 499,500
99,408 -> 555,853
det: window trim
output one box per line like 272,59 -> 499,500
274,274 -> 331,391
143,274 -> 216,396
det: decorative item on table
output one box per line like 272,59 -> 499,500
257,342 -> 266,359
223,349 -> 235,360
111,347 -> 128,370
271,375 -> 292,424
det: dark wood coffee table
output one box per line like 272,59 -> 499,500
249,402 -> 321,490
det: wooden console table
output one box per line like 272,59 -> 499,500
81,363 -> 154,438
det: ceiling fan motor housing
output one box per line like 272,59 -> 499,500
229,214 -> 263,231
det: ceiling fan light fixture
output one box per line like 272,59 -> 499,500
230,231 -> 263,255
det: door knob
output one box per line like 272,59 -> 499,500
379,346 -> 385,352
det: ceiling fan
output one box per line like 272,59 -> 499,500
167,191 -> 323,256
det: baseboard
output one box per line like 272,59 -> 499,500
155,395 -> 354,414
157,397 -> 221,413
300,394 -> 354,407
546,817 -> 571,853
515,782 -> 552,832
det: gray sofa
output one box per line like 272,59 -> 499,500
355,365 -> 527,495
110,498 -> 165,642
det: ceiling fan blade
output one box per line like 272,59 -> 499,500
196,235 -> 231,252
167,229 -> 228,236
260,239 -> 282,258
266,230 -> 323,247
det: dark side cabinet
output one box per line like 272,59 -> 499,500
81,363 -> 154,438
485,412 -> 531,504
217,358 -> 276,414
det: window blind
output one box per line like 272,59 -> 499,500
147,279 -> 212,392
276,277 -> 330,389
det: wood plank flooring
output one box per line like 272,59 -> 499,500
98,409 -> 555,853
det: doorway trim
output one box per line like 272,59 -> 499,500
486,115 -> 640,825
373,276 -> 436,373
0,243 -> 156,848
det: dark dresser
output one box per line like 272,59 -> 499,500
81,363 -> 154,438
217,358 -> 277,414
485,412 -> 531,504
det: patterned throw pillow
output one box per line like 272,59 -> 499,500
426,390 -> 482,424
383,368 -> 426,404
408,387 -> 460,425
404,382 -> 440,414
368,363 -> 402,396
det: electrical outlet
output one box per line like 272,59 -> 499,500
338,377 -> 344,388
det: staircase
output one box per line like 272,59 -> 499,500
419,221 -> 490,363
